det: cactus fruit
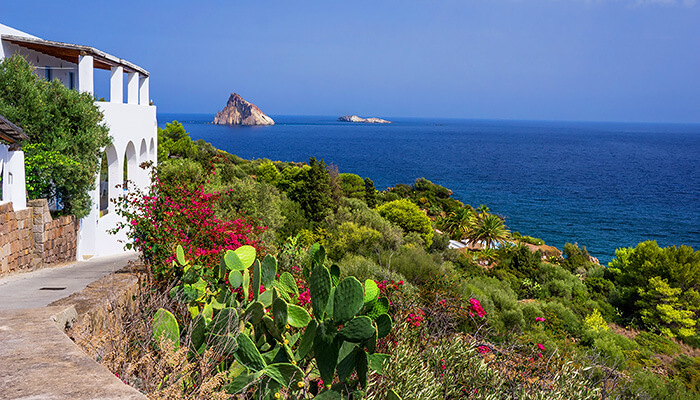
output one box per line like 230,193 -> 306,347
310,265 -> 332,320
338,316 -> 376,343
333,277 -> 364,323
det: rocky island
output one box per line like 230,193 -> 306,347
213,93 -> 274,126
338,115 -> 392,124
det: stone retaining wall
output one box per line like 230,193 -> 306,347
0,199 -> 77,275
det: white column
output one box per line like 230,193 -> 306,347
127,72 -> 139,105
78,54 -> 94,95
110,66 -> 123,103
139,76 -> 149,106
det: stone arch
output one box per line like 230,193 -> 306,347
101,144 -> 120,216
123,141 -> 137,191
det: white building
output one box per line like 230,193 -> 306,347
0,23 -> 157,259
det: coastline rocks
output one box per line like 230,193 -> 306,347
338,115 -> 392,124
213,93 -> 274,126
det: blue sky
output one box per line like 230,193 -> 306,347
3,1 -> 700,122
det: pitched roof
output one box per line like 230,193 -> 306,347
0,114 -> 28,144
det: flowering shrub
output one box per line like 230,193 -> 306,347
468,298 -> 487,318
112,170 -> 266,280
406,309 -> 425,327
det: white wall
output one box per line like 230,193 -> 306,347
0,145 -> 27,210
80,102 -> 156,257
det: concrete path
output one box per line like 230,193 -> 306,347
0,253 -> 147,399
0,252 -> 138,310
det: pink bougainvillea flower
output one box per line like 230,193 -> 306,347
535,317 -> 545,322
477,345 -> 490,354
537,343 -> 545,351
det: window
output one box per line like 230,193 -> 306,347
45,66 -> 52,81
69,72 -> 75,90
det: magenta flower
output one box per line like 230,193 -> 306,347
537,343 -> 545,351
535,317 -> 545,322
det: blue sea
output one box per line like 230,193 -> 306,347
158,114 -> 700,264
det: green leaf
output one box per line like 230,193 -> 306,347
264,363 -> 304,387
376,313 -> 392,338
242,269 -> 250,300
235,245 -> 257,269
211,307 -> 238,336
368,353 -> 390,374
259,288 -> 274,307
386,388 -> 403,400
296,319 -> 317,360
277,272 -> 298,294
235,333 -> 267,371
224,250 -> 243,271
315,390 -> 342,399
337,342 -> 357,382
330,264 -> 341,287
225,370 -> 264,394
176,245 -> 186,266
368,297 -> 390,319
190,314 -> 205,351
356,348 -> 368,388
338,316 -> 376,342
333,277 -> 364,324
243,301 -> 265,325
228,270 -> 243,288
313,321 -> 340,385
273,298 -> 288,332
252,260 -> 262,301
287,304 -> 311,328
263,315 -> 284,343
261,254 -> 277,288
364,279 -> 380,305
153,308 -> 180,349
310,265 -> 332,320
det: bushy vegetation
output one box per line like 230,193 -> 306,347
0,55 -> 111,217
108,122 -> 700,399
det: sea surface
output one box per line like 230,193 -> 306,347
158,114 -> 700,264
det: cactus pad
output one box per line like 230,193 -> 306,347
272,297 -> 288,332
363,279 -> 379,306
261,254 -> 277,288
376,313 -> 392,338
287,304 -> 311,328
252,260 -> 261,301
333,277 -> 364,323
338,316 -> 376,342
310,265 -> 332,320
235,332 -> 267,371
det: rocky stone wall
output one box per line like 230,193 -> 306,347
0,199 -> 77,275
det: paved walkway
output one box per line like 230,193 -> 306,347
0,253 -> 147,399
0,252 -> 138,310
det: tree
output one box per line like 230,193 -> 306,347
376,198 -> 433,248
257,161 -> 280,185
609,241 -> 700,338
440,207 -> 476,240
364,177 -> 377,208
0,55 -> 111,218
467,213 -> 509,249
157,121 -> 197,161
338,173 -> 364,199
286,157 -> 333,223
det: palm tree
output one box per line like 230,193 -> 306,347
440,207 -> 476,240
467,213 -> 510,249
476,204 -> 490,215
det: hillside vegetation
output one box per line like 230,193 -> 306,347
107,121 -> 700,399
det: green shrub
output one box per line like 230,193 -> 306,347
635,331 -> 681,356
376,198 -> 433,248
542,301 -> 582,337
326,222 -> 383,260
